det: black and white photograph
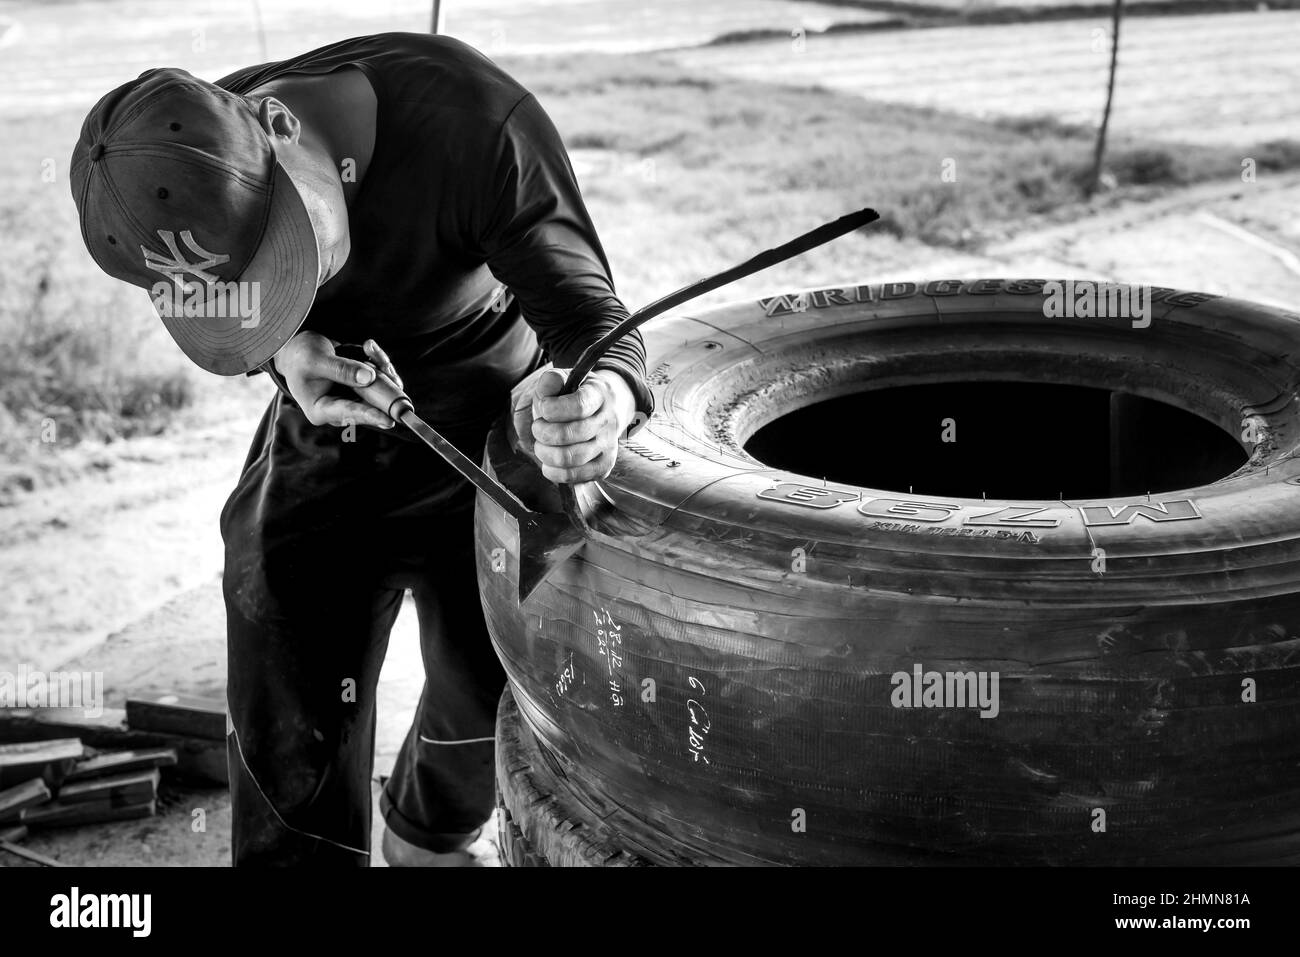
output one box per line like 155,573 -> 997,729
0,0 -> 1296,934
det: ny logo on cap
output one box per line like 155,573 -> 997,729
142,229 -> 230,285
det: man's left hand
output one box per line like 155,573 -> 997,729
519,368 -> 636,485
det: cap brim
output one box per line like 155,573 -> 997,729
152,163 -> 319,376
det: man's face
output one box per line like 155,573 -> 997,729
251,93 -> 350,287
271,137 -> 351,287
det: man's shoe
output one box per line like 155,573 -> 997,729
381,824 -> 489,867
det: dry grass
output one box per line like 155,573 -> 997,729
0,110 -> 195,475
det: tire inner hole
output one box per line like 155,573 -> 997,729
744,382 -> 1248,500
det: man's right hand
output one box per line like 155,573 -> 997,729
273,331 -> 396,430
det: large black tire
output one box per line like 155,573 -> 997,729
478,278 -> 1300,865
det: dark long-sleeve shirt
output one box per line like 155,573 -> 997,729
217,32 -> 652,432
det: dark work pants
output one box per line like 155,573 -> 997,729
219,390 -> 509,866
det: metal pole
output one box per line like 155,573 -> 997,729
250,0 -> 268,60
1089,0 -> 1124,196
431,0 -> 444,34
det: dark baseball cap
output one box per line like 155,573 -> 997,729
70,67 -> 318,375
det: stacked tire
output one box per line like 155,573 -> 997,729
480,279 -> 1300,866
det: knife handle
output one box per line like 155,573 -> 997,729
334,342 -> 415,422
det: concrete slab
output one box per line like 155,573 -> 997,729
3,580 -> 501,866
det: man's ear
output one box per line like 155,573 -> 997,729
253,96 -> 301,144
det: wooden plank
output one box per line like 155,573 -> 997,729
0,709 -> 227,786
0,739 -> 84,788
56,769 -> 158,807
125,693 -> 226,741
65,748 -> 177,782
0,840 -> 63,866
0,778 -> 52,820
0,825 -> 29,843
21,798 -> 156,828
